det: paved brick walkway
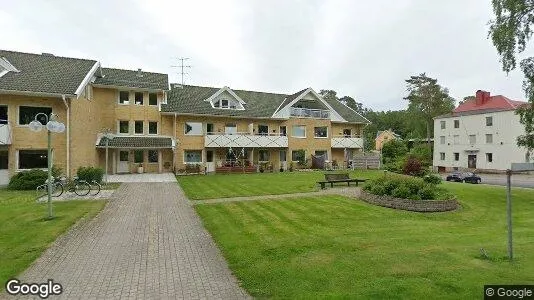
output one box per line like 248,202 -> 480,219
13,183 -> 249,299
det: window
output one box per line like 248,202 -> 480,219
292,150 -> 305,162
440,136 -> 446,145
468,134 -> 476,145
221,99 -> 229,108
440,152 -> 445,161
134,150 -> 143,163
148,150 -> 158,163
454,152 -> 459,161
18,106 -> 52,125
440,120 -> 446,129
0,106 -> 7,124
134,121 -> 144,134
225,123 -> 237,135
258,125 -> 269,135
185,122 -> 203,135
454,120 -> 459,128
486,116 -> 493,126
135,92 -> 144,105
315,150 -> 328,160
258,150 -> 270,161
343,129 -> 352,137
486,153 -> 493,163
206,123 -> 214,135
279,126 -> 287,136
119,91 -> 129,104
292,125 -> 306,138
149,93 -> 158,106
453,135 -> 459,145
314,126 -> 328,138
485,134 -> 493,144
18,150 -> 47,169
119,121 -> 129,134
184,150 -> 202,163
148,122 -> 158,134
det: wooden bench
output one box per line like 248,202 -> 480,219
317,173 -> 367,189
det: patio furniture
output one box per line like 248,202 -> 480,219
317,173 -> 366,189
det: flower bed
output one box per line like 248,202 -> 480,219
360,191 -> 458,212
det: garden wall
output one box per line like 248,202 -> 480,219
360,191 -> 458,212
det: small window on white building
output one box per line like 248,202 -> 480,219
258,150 -> 270,161
454,152 -> 459,161
453,120 -> 459,128
184,150 -> 202,163
292,125 -> 306,138
486,116 -> 493,126
468,135 -> 476,145
485,134 -> 493,144
453,135 -> 459,145
486,153 -> 493,163
185,122 -> 203,135
440,120 -> 446,129
440,136 -> 446,145
440,152 -> 445,160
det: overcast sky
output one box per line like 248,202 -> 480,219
1,0 -> 531,111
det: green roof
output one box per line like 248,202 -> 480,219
0,50 -> 97,96
162,84 -> 370,123
96,136 -> 174,148
94,67 -> 168,90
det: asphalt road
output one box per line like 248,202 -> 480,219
442,173 -> 534,189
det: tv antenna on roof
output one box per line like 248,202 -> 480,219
171,57 -> 192,85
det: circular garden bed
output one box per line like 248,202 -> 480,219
360,191 -> 458,212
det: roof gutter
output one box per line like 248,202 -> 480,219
91,84 -> 166,92
0,89 -> 75,98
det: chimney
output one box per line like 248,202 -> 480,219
41,53 -> 55,57
483,91 -> 491,104
475,90 -> 490,106
136,68 -> 143,77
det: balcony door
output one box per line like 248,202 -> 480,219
0,149 -> 8,186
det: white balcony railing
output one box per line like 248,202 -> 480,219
0,121 -> 11,145
290,107 -> 330,119
331,135 -> 363,149
205,132 -> 288,148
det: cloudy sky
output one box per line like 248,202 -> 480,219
1,0 -> 531,111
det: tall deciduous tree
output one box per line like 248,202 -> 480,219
404,73 -> 455,147
489,0 -> 534,153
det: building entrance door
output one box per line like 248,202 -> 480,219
468,154 -> 477,169
117,150 -> 130,173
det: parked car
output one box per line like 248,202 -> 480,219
462,172 -> 481,184
445,172 -> 463,182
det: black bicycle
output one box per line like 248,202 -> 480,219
89,180 -> 101,196
54,176 -> 91,197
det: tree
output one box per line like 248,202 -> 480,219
339,96 -> 365,115
319,90 -> 338,102
404,73 -> 455,148
489,0 -> 534,152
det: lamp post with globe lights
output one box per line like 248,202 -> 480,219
28,113 -> 65,219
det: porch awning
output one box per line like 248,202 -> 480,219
96,136 -> 175,149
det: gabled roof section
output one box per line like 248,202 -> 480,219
203,86 -> 246,109
0,57 -> 20,77
94,67 -> 169,90
324,96 -> 371,124
454,95 -> 526,113
0,49 -> 98,96
274,87 -> 309,113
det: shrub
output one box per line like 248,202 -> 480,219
402,156 -> 425,177
408,144 -> 432,167
76,166 -> 104,183
381,139 -> 408,163
423,174 -> 442,185
418,185 -> 436,200
52,165 -> 63,178
404,178 -> 424,195
392,184 -> 411,199
8,169 -> 48,190
371,184 -> 387,195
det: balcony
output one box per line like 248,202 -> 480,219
331,135 -> 363,149
290,107 -> 329,119
205,132 -> 288,148
0,121 -> 11,145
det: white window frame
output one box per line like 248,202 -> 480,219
453,119 -> 459,129
440,120 -> 446,129
148,121 -> 158,135
279,126 -> 287,136
291,150 -> 306,162
486,153 -> 493,163
314,126 -> 328,138
184,122 -> 203,136
485,134 -> 493,144
17,105 -> 52,126
440,152 -> 445,161
118,120 -> 130,134
184,150 -> 203,164
118,91 -> 130,105
134,120 -> 144,135
258,149 -> 270,162
292,125 -> 306,138
468,134 -> 476,145
16,149 -> 49,171
258,124 -> 269,136
440,136 -> 446,145
453,152 -> 459,161
134,92 -> 144,106
486,116 -> 493,127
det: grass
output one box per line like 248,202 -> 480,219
195,180 -> 534,299
178,169 -> 383,200
0,189 -> 106,290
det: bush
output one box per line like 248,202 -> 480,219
371,184 -> 387,195
423,174 -> 442,185
402,156 -> 425,177
392,184 -> 411,199
381,139 -> 408,163
8,169 -> 48,190
418,185 -> 436,200
365,174 -> 453,200
77,166 -> 104,183
409,144 -> 432,167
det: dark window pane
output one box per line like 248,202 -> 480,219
0,106 -> 7,124
19,150 -> 47,169
119,121 -> 129,133
148,150 -> 158,163
134,150 -> 144,163
135,121 -> 143,134
149,122 -> 157,134
149,93 -> 157,105
19,106 -> 52,125
119,91 -> 129,104
135,92 -> 144,105
258,125 -> 268,135
0,151 -> 8,169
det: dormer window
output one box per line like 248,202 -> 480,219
205,86 -> 246,110
221,99 -> 229,108
0,57 -> 20,78
211,98 -> 243,110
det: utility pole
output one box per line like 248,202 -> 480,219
171,57 -> 191,85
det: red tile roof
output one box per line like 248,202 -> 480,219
454,94 -> 527,113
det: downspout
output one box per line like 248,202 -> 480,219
62,95 -> 70,177
173,113 -> 177,173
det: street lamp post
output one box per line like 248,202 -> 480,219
28,113 -> 65,219
101,129 -> 115,183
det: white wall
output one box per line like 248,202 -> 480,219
433,110 -> 530,171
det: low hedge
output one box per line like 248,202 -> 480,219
77,166 -> 104,183
363,174 -> 453,200
8,169 -> 48,190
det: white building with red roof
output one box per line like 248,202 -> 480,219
433,90 -> 531,172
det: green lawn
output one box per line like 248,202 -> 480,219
178,169 -> 383,200
0,189 -> 106,290
195,182 -> 534,299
